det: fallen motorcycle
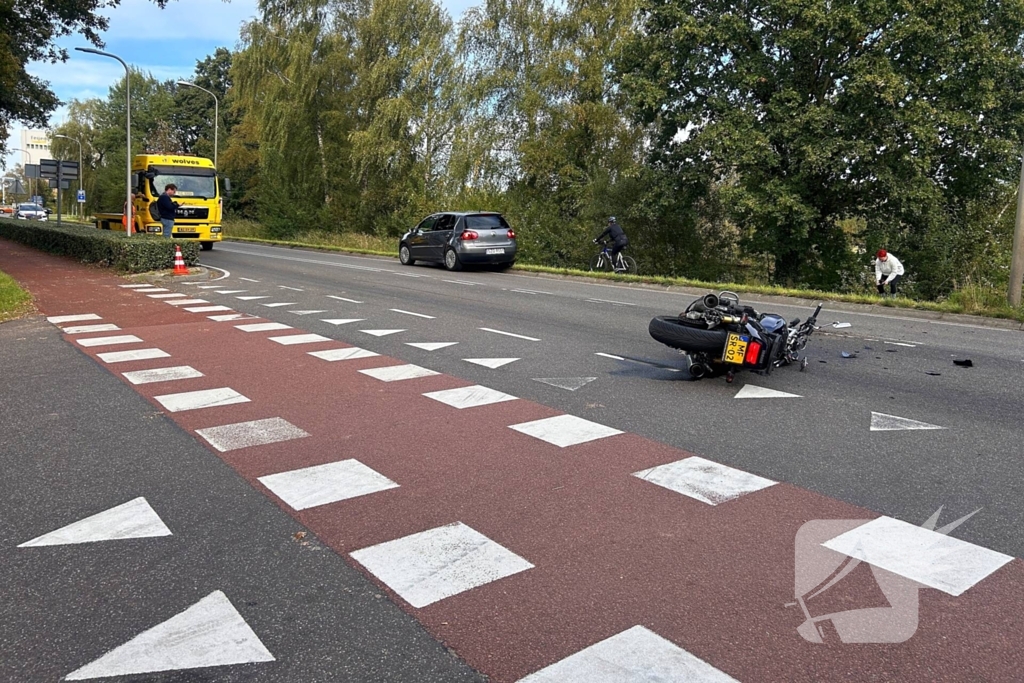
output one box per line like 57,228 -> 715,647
648,291 -> 823,382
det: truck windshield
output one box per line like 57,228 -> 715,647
150,173 -> 217,199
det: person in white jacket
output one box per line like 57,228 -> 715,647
875,249 -> 905,295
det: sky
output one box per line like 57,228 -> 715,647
4,0 -> 476,171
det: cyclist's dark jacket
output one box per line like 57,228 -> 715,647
598,221 -> 628,246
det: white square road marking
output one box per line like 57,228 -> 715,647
77,335 -> 144,348
350,522 -> 534,608
237,296 -> 270,301
118,284 -> 150,288
122,366 -> 204,385
268,333 -> 333,346
147,293 -> 187,299
184,305 -> 234,313
196,417 -> 310,452
98,348 -> 170,363
424,385 -> 518,410
62,323 -> 121,335
166,299 -> 209,306
153,387 -> 250,413
633,456 -> 777,506
309,347 -> 379,361
517,625 -> 738,683
261,302 -> 297,308
235,322 -> 292,332
134,287 -> 169,293
258,459 -> 399,510
47,314 -> 101,324
215,290 -> 247,294
822,516 -> 1014,596
509,414 -> 623,448
359,364 -> 439,382
209,314 -> 259,322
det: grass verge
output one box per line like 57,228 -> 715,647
222,222 -> 1024,323
0,268 -> 32,322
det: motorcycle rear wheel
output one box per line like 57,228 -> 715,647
648,316 -> 728,354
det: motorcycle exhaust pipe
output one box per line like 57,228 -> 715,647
702,293 -> 720,309
689,362 -> 708,378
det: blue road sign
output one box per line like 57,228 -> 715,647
77,189 -> 86,203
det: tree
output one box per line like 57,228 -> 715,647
618,0 -> 1024,292
0,0 -> 174,159
171,48 -> 235,159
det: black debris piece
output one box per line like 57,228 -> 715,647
864,346 -> 873,350
925,371 -> 942,376
819,360 -> 827,364
953,359 -> 974,367
886,349 -> 898,353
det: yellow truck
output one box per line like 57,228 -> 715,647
94,154 -> 228,250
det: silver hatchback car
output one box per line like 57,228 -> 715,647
399,212 -> 517,271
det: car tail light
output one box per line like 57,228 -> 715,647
507,229 -> 516,239
744,340 -> 762,365
460,230 -> 479,240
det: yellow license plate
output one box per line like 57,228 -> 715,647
723,333 -> 749,364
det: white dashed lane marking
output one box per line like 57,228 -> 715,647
479,327 -> 540,341
309,347 -> 379,361
510,415 -> 623,448
47,314 -> 101,324
209,313 -> 258,322
76,335 -> 144,348
118,284 -> 150,289
822,517 -> 1014,596
261,302 -> 296,308
147,293 -> 186,299
633,457 -> 777,506
184,305 -> 233,313
215,290 -> 247,294
235,322 -> 292,332
97,349 -> 170,363
153,387 -> 250,412
62,323 -> 121,335
236,296 -> 270,301
196,417 -> 310,452
423,385 -> 518,410
350,522 -> 534,609
258,459 -> 399,511
122,366 -> 204,385
327,295 -> 363,303
239,277 -> 260,283
166,299 -> 209,306
391,309 -> 435,319
359,364 -> 439,382
268,334 -> 333,346
278,285 -> 304,291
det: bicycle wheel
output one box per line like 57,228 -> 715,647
620,255 -> 638,274
589,253 -> 611,272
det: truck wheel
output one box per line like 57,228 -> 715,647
201,242 -> 213,251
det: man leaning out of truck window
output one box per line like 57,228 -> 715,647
157,184 -> 179,238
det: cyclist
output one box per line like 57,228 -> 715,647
594,216 -> 629,272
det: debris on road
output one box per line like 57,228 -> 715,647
954,359 -> 974,367
925,371 -> 942,376
831,322 -> 852,328
841,351 -> 857,358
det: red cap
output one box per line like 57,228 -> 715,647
877,249 -> 887,259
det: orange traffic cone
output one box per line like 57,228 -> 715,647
172,245 -> 189,275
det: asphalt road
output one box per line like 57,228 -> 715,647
0,315 -> 484,682
202,241 -> 1024,558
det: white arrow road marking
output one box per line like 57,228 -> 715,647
870,412 -> 945,431
18,497 -> 171,547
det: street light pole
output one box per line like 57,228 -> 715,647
1010,153 -> 1024,308
176,81 -> 219,167
76,47 -> 132,236
9,148 -> 32,203
54,134 -> 83,219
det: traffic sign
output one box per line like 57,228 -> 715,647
77,189 -> 86,203
60,161 -> 80,179
39,159 -> 58,179
24,164 -> 39,179
31,195 -> 43,204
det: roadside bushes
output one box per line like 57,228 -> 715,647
0,220 -> 199,272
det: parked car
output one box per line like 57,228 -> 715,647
0,205 -> 13,217
399,212 -> 517,271
15,203 -> 47,220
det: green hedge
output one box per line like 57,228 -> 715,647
0,219 -> 200,273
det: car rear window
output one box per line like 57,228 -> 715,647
465,215 -> 510,230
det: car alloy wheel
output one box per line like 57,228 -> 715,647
444,248 -> 461,271
400,244 -> 413,265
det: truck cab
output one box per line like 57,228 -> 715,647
95,154 -> 227,250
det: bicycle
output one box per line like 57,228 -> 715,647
589,240 -> 637,274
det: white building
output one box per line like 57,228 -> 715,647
19,129 -> 52,164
